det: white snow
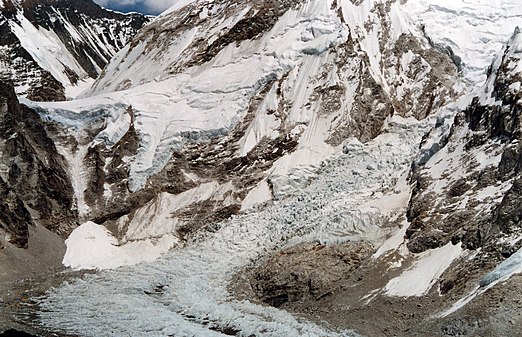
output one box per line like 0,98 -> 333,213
44,0 -> 479,197
268,141 -> 337,199
63,222 -> 177,270
34,0 -> 352,193
64,78 -> 95,100
385,242 -> 463,297
241,179 -> 272,211
238,84 -> 281,156
162,0 -> 199,16
373,220 -> 409,259
56,144 -> 91,218
404,0 -> 522,86
57,180 -> 240,271
6,5 -> 141,98
9,12 -> 91,88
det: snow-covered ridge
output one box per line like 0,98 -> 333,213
15,0 -> 457,277
86,0 -> 427,97
405,0 -> 522,86
47,0 -> 454,199
402,24 -> 522,317
0,0 -> 149,99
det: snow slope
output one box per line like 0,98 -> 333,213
1,0 -> 148,98
405,0 -> 522,86
385,242 -> 463,297
32,0 -> 454,199
62,222 -> 176,270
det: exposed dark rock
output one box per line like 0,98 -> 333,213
327,30 -> 456,145
0,81 -> 77,248
0,329 -> 37,337
406,28 -> 522,255
25,70 -> 66,102
0,0 -> 150,99
245,242 -> 373,307
495,176 -> 522,234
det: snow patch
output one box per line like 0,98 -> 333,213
241,179 -> 272,211
385,242 -> 463,297
373,220 -> 409,259
121,181 -> 235,242
63,222 -> 176,270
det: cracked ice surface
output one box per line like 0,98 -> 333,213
38,116 -> 428,336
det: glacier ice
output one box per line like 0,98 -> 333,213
480,247 -> 522,288
38,116 -> 427,336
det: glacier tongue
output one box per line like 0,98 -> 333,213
38,115 -> 426,336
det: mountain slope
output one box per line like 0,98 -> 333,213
0,80 -> 76,296
0,0 -> 149,100
0,81 -> 76,248
23,0 -> 457,264
405,0 -> 522,86
408,27 -> 522,255
1,0 -> 522,336
232,27 -> 522,337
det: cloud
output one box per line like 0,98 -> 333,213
93,0 -> 179,15
143,0 -> 178,13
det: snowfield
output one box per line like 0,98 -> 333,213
405,0 -> 522,86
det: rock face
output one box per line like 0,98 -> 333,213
407,28 -> 522,258
0,80 -> 76,249
0,0 -> 149,100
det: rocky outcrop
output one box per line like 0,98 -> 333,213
242,242 -> 373,307
0,0 -> 149,100
0,329 -> 37,337
406,28 -> 522,255
0,80 -> 76,248
25,70 -> 66,101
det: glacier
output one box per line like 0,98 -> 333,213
405,0 -> 522,86
22,0 -> 522,335
38,115 -> 427,336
